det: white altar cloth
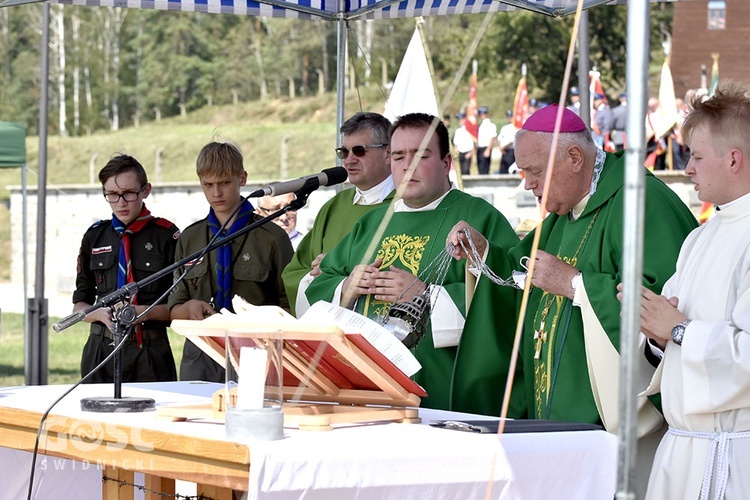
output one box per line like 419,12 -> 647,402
0,382 -> 618,499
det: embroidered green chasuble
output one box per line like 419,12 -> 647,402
306,190 -> 520,411
460,152 -> 698,423
282,188 -> 395,316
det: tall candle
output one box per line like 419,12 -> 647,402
237,346 -> 267,410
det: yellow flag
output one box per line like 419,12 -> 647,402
650,62 -> 677,140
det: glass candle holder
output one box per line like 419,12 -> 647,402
224,329 -> 284,443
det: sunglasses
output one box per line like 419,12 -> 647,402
334,143 -> 388,159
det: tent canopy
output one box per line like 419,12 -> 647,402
1,0 -> 677,18
0,121 -> 26,168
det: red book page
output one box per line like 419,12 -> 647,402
346,334 -> 427,397
285,339 -> 358,390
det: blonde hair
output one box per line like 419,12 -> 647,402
196,141 -> 245,178
683,82 -> 750,157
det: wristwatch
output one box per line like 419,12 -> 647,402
670,319 -> 692,345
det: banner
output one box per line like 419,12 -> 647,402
383,27 -> 439,122
512,72 -> 529,129
465,62 -> 479,139
709,53 -> 720,97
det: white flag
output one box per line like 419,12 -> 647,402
383,27 -> 439,122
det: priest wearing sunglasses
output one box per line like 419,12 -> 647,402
282,112 -> 396,316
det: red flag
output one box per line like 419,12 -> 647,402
513,75 -> 529,129
465,71 -> 478,139
589,71 -> 608,105
699,201 -> 714,224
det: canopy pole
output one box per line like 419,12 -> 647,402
577,9 -> 591,127
335,2 -> 346,152
26,0 -> 50,386
617,0 -> 650,497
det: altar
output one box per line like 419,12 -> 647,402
0,382 -> 618,499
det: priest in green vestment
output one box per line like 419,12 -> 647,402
282,112 -> 395,317
448,105 -> 698,433
306,113 -> 522,412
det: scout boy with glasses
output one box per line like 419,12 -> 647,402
282,111 -> 396,317
72,154 -> 180,383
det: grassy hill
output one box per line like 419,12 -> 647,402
0,87 -> 394,199
0,74 -> 533,199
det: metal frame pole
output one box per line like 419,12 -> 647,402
577,9 -> 591,128
616,0 -> 650,497
26,0 -> 50,386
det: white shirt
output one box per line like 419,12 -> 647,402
288,228 -> 304,250
352,176 -> 395,205
477,118 -> 497,148
497,123 -> 518,150
452,126 -> 475,154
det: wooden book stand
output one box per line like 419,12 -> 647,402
161,318 -> 424,430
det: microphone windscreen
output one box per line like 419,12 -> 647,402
323,166 -> 348,185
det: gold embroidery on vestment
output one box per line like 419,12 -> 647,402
378,234 -> 430,275
361,234 -> 430,319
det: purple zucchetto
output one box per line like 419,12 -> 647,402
521,104 -> 587,133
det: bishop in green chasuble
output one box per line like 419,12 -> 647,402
459,150 -> 698,426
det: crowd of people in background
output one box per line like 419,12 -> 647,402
450,86 -> 698,175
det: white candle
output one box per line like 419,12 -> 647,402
237,346 -> 267,410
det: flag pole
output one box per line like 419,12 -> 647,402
415,18 -> 439,107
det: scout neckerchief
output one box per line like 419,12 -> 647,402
112,205 -> 153,348
207,199 -> 254,310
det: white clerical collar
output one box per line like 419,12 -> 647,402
353,176 -> 395,206
395,184 -> 456,213
717,191 -> 750,214
570,194 -> 590,221
569,149 -> 606,221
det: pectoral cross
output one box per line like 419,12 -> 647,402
533,322 -> 548,360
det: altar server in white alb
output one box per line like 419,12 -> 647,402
632,83 -> 750,499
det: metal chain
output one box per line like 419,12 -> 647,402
102,475 -> 217,500
383,243 -> 455,307
454,228 -> 522,289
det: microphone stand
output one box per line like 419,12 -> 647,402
53,178 -> 321,412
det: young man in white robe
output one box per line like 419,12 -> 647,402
629,82 -> 750,499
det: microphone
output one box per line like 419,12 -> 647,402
52,310 -> 87,333
248,166 -> 348,198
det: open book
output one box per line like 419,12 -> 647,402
181,296 -> 426,400
298,301 -> 421,377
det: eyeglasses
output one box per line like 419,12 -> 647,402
103,185 -> 146,203
257,206 -> 295,216
334,143 -> 388,159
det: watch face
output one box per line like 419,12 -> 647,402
671,324 -> 685,345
